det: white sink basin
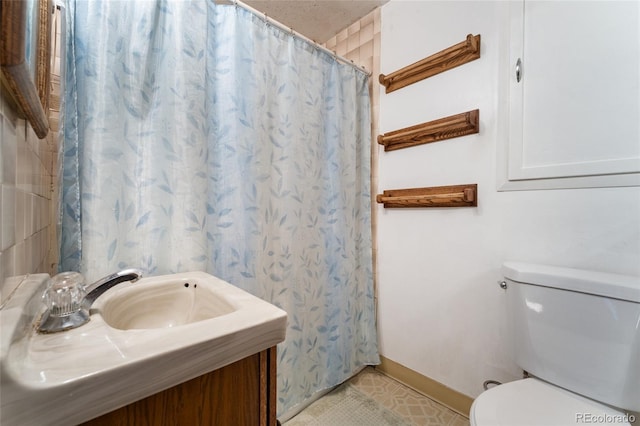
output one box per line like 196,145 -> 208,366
0,272 -> 287,426
98,277 -> 236,330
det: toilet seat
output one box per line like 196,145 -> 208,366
470,378 -> 631,426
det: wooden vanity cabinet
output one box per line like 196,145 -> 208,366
82,346 -> 278,426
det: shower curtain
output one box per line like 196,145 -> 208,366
60,0 -> 378,417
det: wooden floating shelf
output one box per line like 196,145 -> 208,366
378,109 -> 479,151
379,34 -> 481,94
376,184 -> 477,208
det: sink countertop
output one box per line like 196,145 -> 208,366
0,272 -> 287,425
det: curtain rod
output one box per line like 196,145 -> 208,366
212,0 -> 372,77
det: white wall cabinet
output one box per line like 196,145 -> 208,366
501,0 -> 640,190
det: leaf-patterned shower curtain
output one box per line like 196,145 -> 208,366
60,0 -> 379,417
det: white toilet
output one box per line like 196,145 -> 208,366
470,262 -> 640,426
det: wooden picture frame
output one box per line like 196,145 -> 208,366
1,0 -> 52,139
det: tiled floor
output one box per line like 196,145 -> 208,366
287,367 -> 470,426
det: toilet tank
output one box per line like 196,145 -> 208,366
502,262 -> 640,412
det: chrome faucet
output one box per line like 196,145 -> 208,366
82,269 -> 143,310
38,268 -> 143,333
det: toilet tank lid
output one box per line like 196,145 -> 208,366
502,262 -> 640,303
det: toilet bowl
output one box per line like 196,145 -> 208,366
470,262 -> 640,426
470,378 -> 633,426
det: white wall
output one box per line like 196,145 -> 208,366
377,0 -> 640,399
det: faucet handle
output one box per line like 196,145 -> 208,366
44,272 -> 86,316
39,272 -> 90,333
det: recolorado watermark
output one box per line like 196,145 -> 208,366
576,413 -> 636,424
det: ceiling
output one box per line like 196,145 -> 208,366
243,0 -> 389,43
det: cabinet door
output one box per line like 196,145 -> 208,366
504,0 -> 640,189
81,348 -> 278,426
